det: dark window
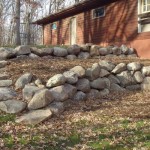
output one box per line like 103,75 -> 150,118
93,7 -> 105,18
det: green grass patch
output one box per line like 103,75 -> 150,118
0,114 -> 16,123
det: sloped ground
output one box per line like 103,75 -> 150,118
0,57 -> 150,149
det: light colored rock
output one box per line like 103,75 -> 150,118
70,66 -> 85,78
15,45 -> 31,55
0,61 -> 9,68
76,78 -> 90,92
0,100 -> 26,114
90,45 -> 99,56
87,89 -> 100,99
35,79 -> 43,87
108,75 -> 120,84
99,60 -> 115,71
63,71 -> 78,84
110,83 -> 126,91
48,102 -> 64,115
99,89 -> 109,97
134,71 -> 144,83
112,46 -> 121,55
86,63 -> 100,80
46,74 -> 66,88
15,109 -> 52,125
116,71 -> 136,87
141,77 -> 150,90
120,45 -> 129,54
15,73 -> 33,89
99,47 -> 109,55
100,69 -> 110,77
0,88 -> 17,101
127,62 -> 142,71
28,89 -> 54,110
128,48 -> 135,54
112,63 -> 127,74
0,47 -> 16,60
67,55 -> 77,60
29,53 -> 40,59
142,66 -> 150,76
23,85 -> 41,101
50,84 -> 77,101
73,91 -> 86,101
67,44 -> 80,55
31,47 -> 52,56
90,78 -> 110,90
53,47 -> 68,57
0,80 -> 12,87
78,52 -> 90,59
80,44 -> 90,52
126,85 -> 141,91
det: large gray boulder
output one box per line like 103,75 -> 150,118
120,45 -> 129,54
73,91 -> 86,101
134,71 -> 144,83
142,66 -> 150,76
29,53 -> 40,59
110,83 -> 125,91
90,78 -> 110,90
23,85 -> 41,101
31,47 -> 53,56
66,55 -> 77,60
90,45 -> 99,56
0,100 -> 26,114
0,47 -> 16,60
85,63 -> 100,80
67,44 -> 80,55
15,73 -> 33,89
50,84 -> 77,101
28,89 -> 54,110
87,89 -> 100,99
80,44 -> 90,52
0,88 -> 17,101
108,74 -> 120,84
63,71 -> 78,84
141,77 -> 150,90
99,89 -> 110,97
78,52 -> 90,59
53,47 -> 68,57
76,78 -> 90,92
112,63 -> 127,74
112,46 -> 121,55
127,62 -> 142,71
100,69 -> 110,77
48,102 -> 64,116
126,85 -> 141,91
0,61 -> 9,68
15,109 -> 52,125
99,60 -> 115,71
46,74 -> 66,88
99,47 -> 109,55
0,80 -> 12,87
116,71 -> 136,87
15,45 -> 31,55
70,66 -> 85,78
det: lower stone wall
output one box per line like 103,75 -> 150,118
0,59 -> 150,125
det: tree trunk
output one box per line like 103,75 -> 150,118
15,0 -> 21,45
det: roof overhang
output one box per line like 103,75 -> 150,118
33,0 -> 118,25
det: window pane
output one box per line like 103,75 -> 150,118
147,4 -> 150,11
143,0 -> 146,5
143,5 -> 147,12
147,0 -> 150,4
93,7 -> 105,18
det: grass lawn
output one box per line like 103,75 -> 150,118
0,57 -> 150,149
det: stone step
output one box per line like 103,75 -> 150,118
0,61 -> 9,68
0,73 -> 10,80
0,80 -> 12,87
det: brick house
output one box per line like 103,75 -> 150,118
34,0 -> 150,58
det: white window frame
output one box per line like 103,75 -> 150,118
92,6 -> 105,19
141,0 -> 150,13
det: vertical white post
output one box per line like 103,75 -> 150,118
138,0 -> 142,33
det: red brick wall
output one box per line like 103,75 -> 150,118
43,0 -> 150,58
